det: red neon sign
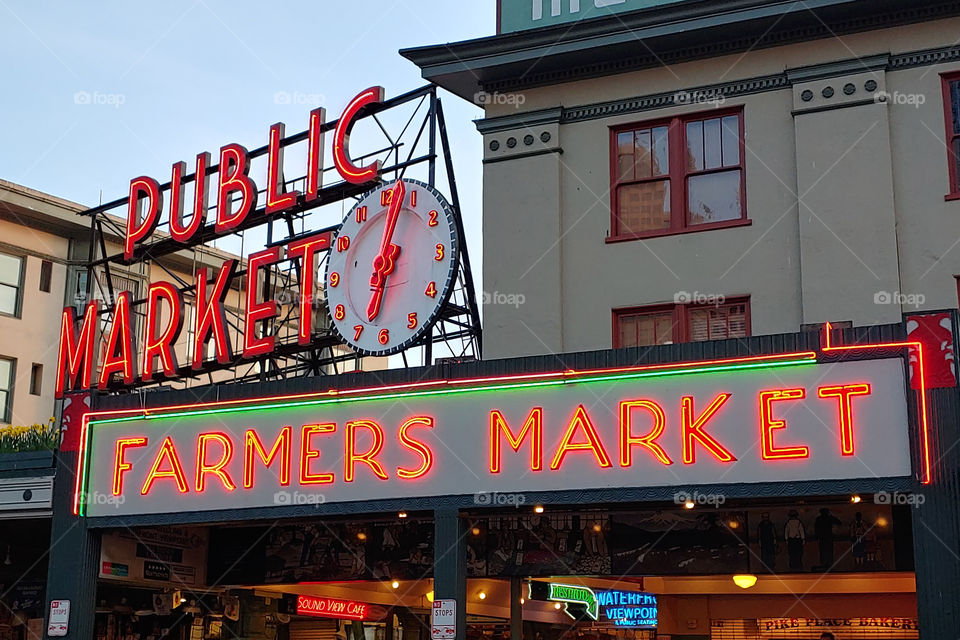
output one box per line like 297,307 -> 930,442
296,595 -> 371,621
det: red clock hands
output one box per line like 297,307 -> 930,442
366,180 -> 406,321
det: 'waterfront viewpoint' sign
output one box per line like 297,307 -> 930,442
75,353 -> 915,517
499,0 -> 685,33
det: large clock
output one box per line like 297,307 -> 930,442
325,178 -> 459,356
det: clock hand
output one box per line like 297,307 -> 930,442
366,180 -> 406,321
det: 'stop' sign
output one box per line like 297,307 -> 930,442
75,351 -> 917,517
498,0 -> 686,33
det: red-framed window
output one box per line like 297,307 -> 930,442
944,72 -> 960,199
613,297 -> 751,348
609,108 -> 748,241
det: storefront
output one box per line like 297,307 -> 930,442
45,318 -> 956,640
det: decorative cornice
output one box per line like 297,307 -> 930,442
471,44 -> 960,129
477,1 -> 960,95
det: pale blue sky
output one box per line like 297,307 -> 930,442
0,0 -> 491,268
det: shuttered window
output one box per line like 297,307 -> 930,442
614,298 -> 750,348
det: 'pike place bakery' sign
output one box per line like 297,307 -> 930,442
55,86 -> 462,395
74,352 -> 918,516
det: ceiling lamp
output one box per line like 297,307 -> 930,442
732,574 -> 758,589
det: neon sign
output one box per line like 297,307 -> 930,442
596,590 -> 657,628
73,352 -> 919,517
55,86 -> 393,398
296,595 -> 372,621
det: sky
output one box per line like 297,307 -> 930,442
0,0 -> 491,274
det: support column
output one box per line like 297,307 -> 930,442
433,509 -> 467,640
510,578 -> 522,640
44,448 -> 100,640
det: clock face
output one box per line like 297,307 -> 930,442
325,178 -> 459,356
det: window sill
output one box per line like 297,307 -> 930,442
946,193 -> 960,202
606,218 -> 752,243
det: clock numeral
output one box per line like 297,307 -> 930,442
407,312 -> 418,329
425,282 -> 437,298
354,325 -> 364,341
380,188 -> 394,207
356,206 -> 367,223
428,210 -> 438,227
435,244 -> 445,261
411,190 -> 418,207
337,235 -> 350,252
334,304 -> 345,321
329,272 -> 340,288
378,328 -> 390,345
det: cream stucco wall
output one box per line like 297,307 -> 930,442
480,16 -> 960,358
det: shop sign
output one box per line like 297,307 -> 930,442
432,599 -> 456,640
296,595 -> 374,621
54,86 -> 413,396
47,599 -> 70,637
76,355 -> 916,517
760,618 -> 919,633
597,590 -> 657,628
498,0 -> 686,34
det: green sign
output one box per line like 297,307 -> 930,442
547,583 -> 599,620
499,0 -> 686,33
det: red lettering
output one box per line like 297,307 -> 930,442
759,388 -> 810,460
124,176 -> 162,260
99,291 -> 138,389
141,282 -> 184,382
266,122 -> 300,213
397,416 -> 434,479
681,393 -> 736,464
55,301 -> 99,397
345,420 -> 388,481
489,408 -> 543,473
619,399 -> 673,466
215,143 -> 257,233
192,260 -> 237,368
550,404 -> 612,470
818,383 -> 872,456
243,247 -> 282,358
333,87 -> 384,184
286,232 -> 332,345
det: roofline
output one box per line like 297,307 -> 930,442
401,0 -> 960,100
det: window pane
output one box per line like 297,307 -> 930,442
617,132 -> 635,180
617,180 -> 671,233
652,126 -> 669,176
635,129 -> 653,178
951,80 -> 960,135
721,115 -> 740,166
0,285 -> 17,315
688,310 -> 709,342
620,312 -> 673,347
0,254 -> 21,288
703,118 -> 723,170
728,304 -> 747,337
688,169 -> 742,225
954,138 -> 960,191
686,121 -> 704,171
0,359 -> 12,391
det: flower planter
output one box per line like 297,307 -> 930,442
0,450 -> 56,471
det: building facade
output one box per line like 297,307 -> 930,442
404,0 -> 960,359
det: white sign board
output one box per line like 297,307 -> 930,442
432,599 -> 456,640
47,599 -> 70,637
79,357 -> 914,517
